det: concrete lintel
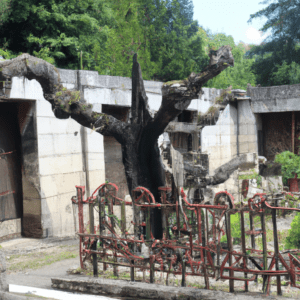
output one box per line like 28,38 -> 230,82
252,98 -> 300,113
165,122 -> 197,133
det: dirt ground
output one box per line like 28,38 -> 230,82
1,237 -> 80,299
1,236 -> 300,299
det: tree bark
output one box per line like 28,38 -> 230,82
0,46 -> 234,238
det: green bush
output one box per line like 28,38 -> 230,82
220,213 -> 249,245
285,214 -> 300,249
275,151 -> 300,185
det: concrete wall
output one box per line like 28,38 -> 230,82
10,77 -> 88,237
6,71 -> 165,238
201,99 -> 259,201
237,100 -> 258,155
248,84 -> 300,113
5,69 -> 240,237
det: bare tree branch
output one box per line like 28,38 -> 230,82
0,53 -> 127,144
147,45 -> 234,138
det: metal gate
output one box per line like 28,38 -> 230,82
0,103 -> 23,222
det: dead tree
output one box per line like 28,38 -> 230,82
0,47 -> 234,237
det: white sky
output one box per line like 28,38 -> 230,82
192,0 -> 271,45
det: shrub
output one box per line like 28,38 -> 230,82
275,151 -> 300,185
285,214 -> 300,249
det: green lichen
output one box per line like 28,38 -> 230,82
164,80 -> 184,86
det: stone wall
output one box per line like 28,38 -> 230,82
248,84 -> 300,113
5,69 -> 239,237
10,76 -> 89,238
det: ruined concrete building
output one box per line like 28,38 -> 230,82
1,67 -> 300,241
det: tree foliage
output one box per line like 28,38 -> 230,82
248,0 -> 300,86
201,31 -> 256,90
275,151 -> 300,185
0,0 -> 257,86
0,0 -> 114,69
285,213 -> 300,249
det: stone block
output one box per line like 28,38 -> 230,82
110,89 -> 131,106
118,77 -> 132,90
88,152 -> 105,171
39,153 -> 83,176
78,70 -> 99,87
89,170 -> 106,194
42,191 -> 77,237
53,133 -> 81,155
37,134 -> 55,157
36,98 -> 54,117
62,83 -> 75,90
90,103 -> 101,113
220,134 -> 231,145
239,124 -> 248,135
40,171 -> 84,198
84,88 -> 111,105
87,131 -> 104,153
239,142 -> 249,154
37,117 -> 81,135
238,135 -> 249,143
0,219 -> 22,240
106,76 -> 122,89
94,75 -> 109,87
58,69 -> 77,84
247,125 -> 256,135
248,142 -> 257,153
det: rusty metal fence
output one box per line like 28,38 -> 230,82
71,182 -> 300,296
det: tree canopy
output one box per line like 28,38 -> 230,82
1,0 -> 258,88
0,0 -> 114,68
248,0 -> 300,86
201,30 -> 256,90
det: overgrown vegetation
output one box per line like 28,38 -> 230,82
285,213 -> 300,249
0,0 -> 257,88
248,0 -> 300,86
238,169 -> 262,189
275,151 -> 300,185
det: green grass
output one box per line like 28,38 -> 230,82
8,250 -> 78,272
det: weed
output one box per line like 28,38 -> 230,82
8,250 -> 78,272
239,169 -> 262,188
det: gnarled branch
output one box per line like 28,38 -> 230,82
0,53 -> 127,144
148,45 -> 234,138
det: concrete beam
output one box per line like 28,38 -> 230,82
51,276 -> 296,300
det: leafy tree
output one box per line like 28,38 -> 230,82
148,0 -> 207,81
94,0 -> 157,79
272,61 -> 300,85
0,0 -> 11,26
201,31 -> 256,89
248,0 -> 300,86
285,213 -> 300,249
0,0 -> 114,69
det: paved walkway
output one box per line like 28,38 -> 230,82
1,237 -> 123,300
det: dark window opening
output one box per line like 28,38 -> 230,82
102,104 -> 130,123
258,130 -> 264,156
177,110 -> 194,123
188,134 -> 192,151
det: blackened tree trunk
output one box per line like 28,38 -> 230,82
0,47 -> 234,238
